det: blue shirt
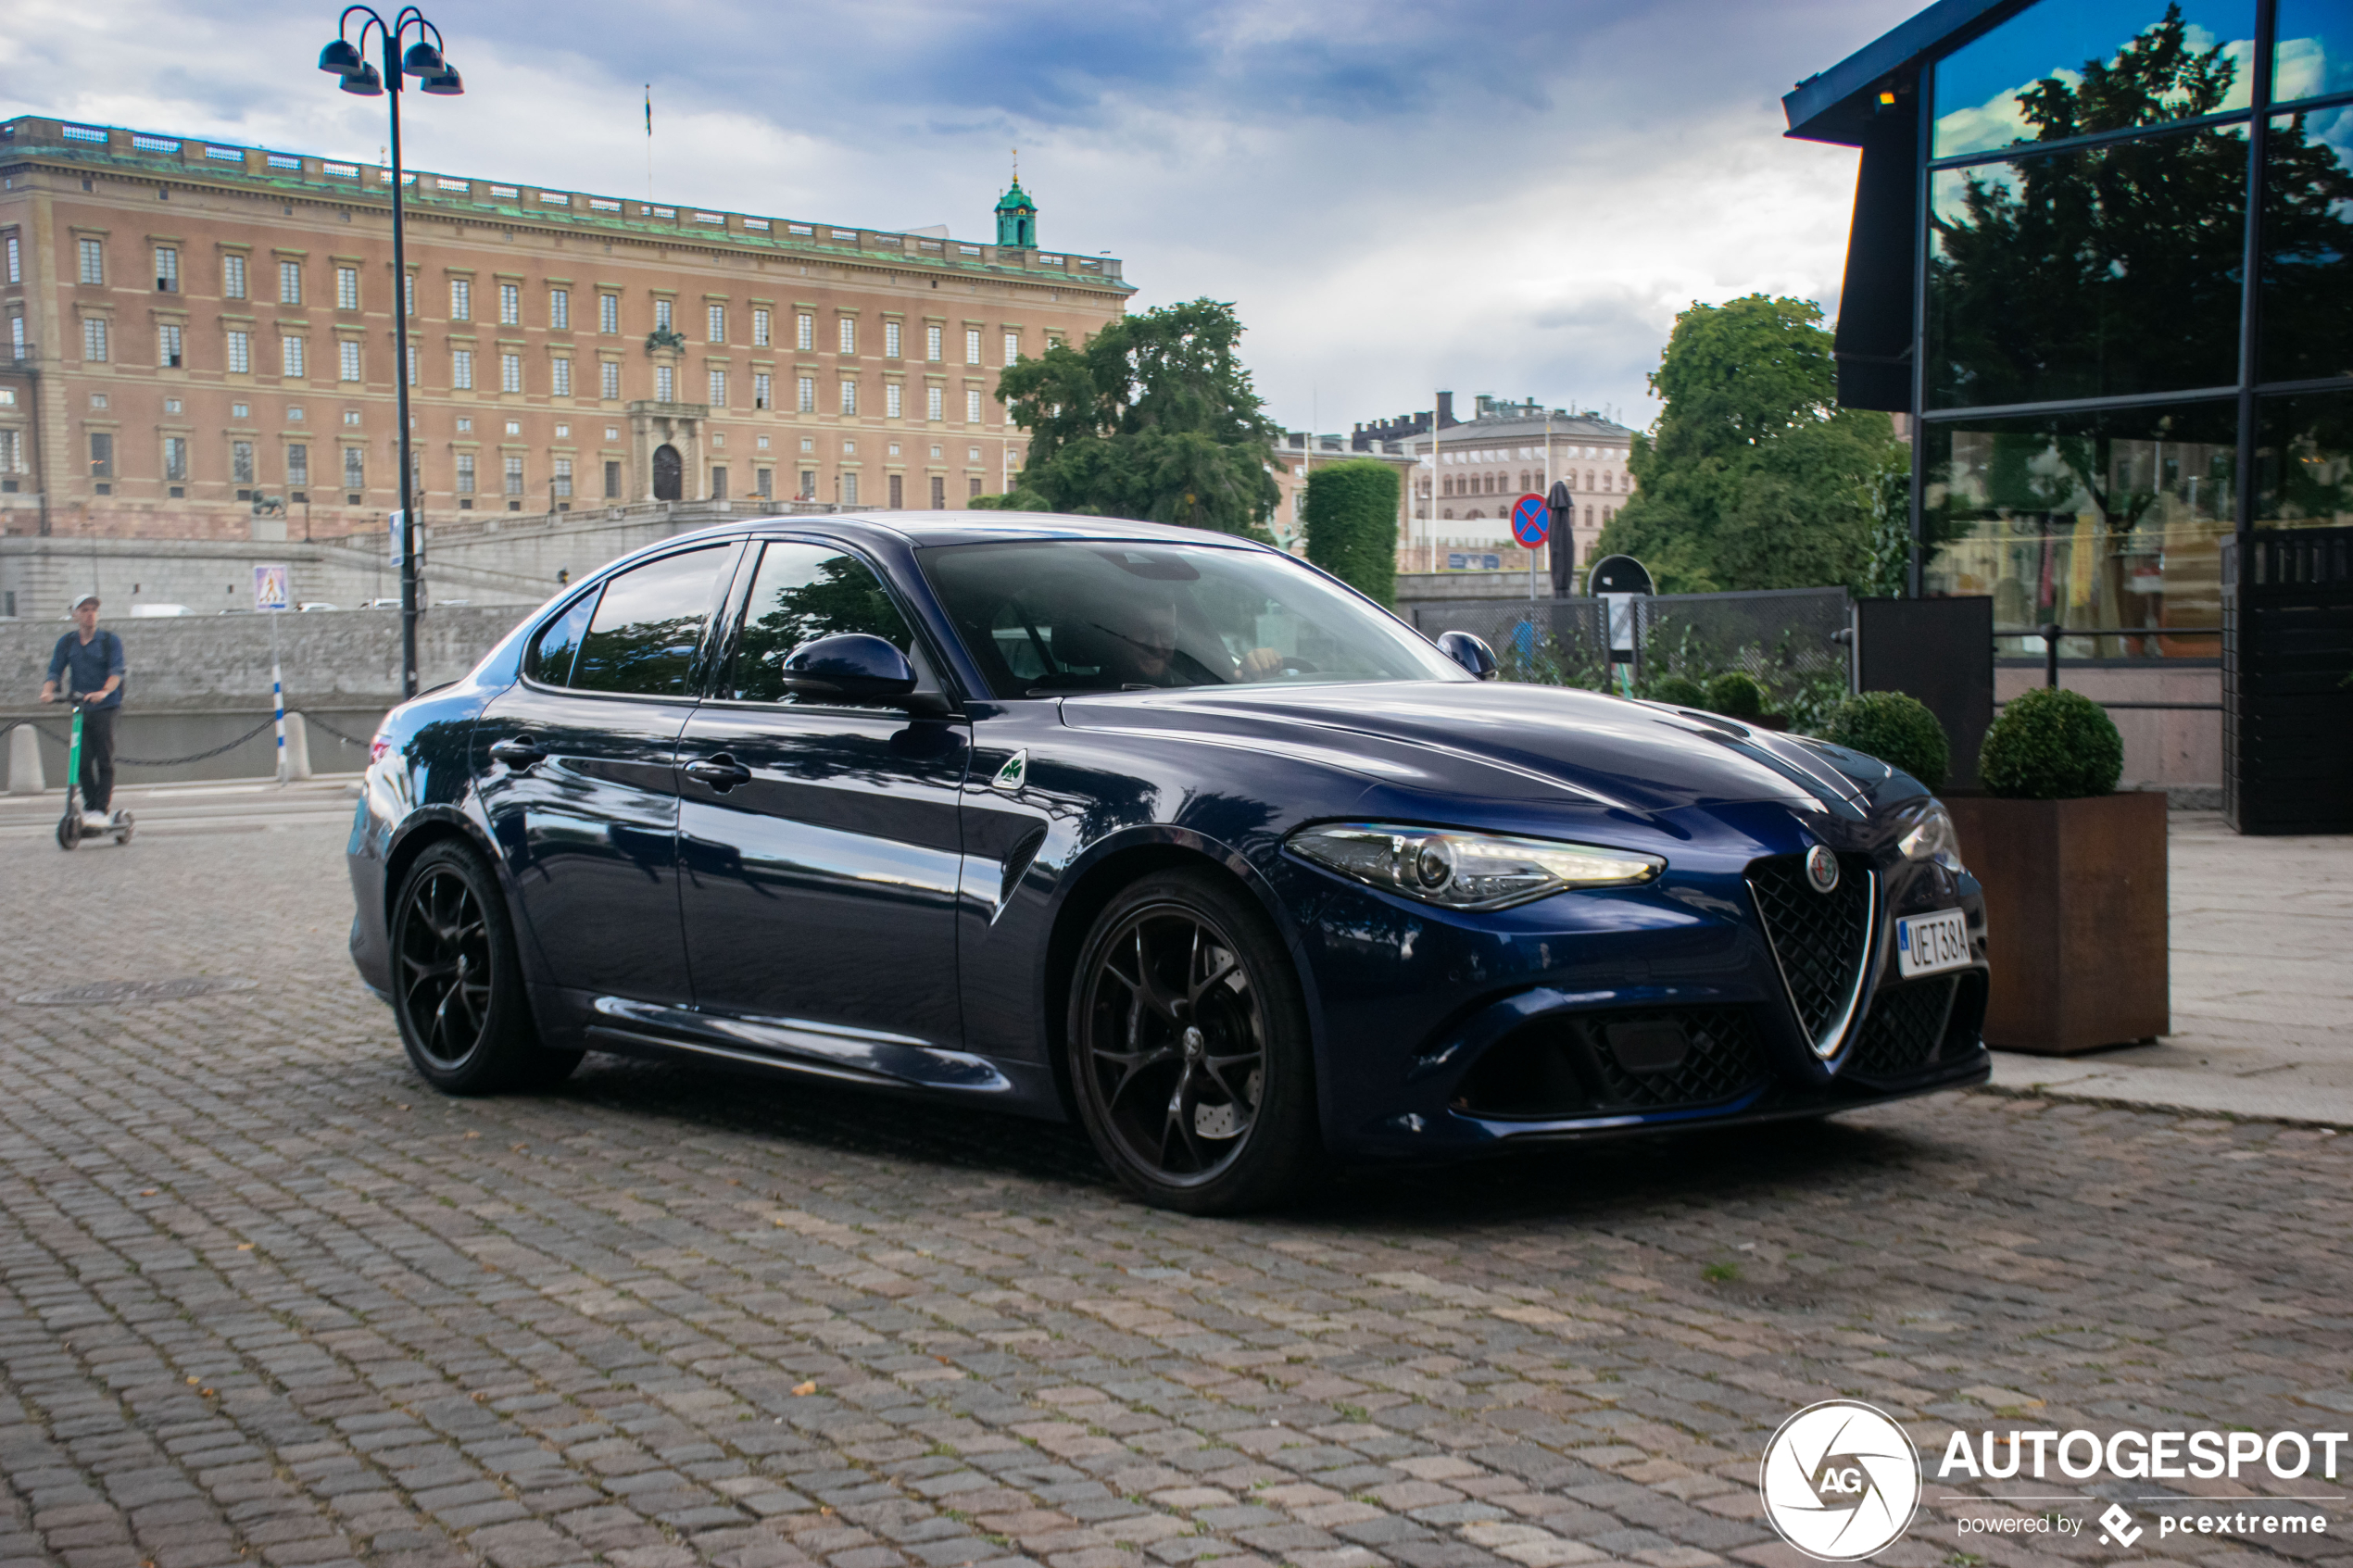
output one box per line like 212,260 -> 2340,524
47,628 -> 127,708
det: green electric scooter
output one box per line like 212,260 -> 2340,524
54,694 -> 133,851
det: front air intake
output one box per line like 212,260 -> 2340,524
1746,852 -> 1875,1058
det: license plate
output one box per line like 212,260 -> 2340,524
1895,909 -> 1970,978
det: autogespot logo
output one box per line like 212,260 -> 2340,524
1759,1400 -> 1922,1562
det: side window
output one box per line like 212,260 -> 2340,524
726,542 -> 917,703
525,588 -> 599,686
569,546 -> 730,696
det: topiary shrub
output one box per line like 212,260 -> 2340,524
1826,691 -> 1951,792
1302,459 -> 1403,608
1980,686 -> 2122,799
1703,671 -> 1766,720
1648,673 -> 1705,708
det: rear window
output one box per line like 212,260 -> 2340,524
525,589 -> 598,685
565,546 -> 731,696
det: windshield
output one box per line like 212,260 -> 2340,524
921,538 -> 1470,699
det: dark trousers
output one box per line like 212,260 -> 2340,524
79,705 -> 116,813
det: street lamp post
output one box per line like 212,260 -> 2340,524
318,6 -> 462,699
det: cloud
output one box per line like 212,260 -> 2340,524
0,0 -> 1919,433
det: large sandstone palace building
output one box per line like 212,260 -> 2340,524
0,115 -> 1131,543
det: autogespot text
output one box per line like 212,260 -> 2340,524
1938,1427 -> 2350,1481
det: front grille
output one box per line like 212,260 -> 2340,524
1851,975 -> 1957,1077
1747,852 -> 1874,1054
1454,1006 -> 1769,1119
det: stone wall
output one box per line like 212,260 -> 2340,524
2,605 -> 533,784
0,499 -> 820,623
3,604 -> 530,712
0,536 -> 550,622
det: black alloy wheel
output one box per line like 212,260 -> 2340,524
390,841 -> 580,1094
1069,869 -> 1316,1212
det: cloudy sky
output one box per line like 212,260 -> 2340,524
3,0 -> 1919,434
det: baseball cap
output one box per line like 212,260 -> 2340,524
73,594 -> 100,608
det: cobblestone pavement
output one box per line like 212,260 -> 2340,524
5,819 -> 2352,1568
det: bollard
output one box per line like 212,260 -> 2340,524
6,724 -> 44,795
283,712 -> 315,781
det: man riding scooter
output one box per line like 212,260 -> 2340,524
40,594 -> 128,835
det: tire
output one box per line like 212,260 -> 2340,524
389,840 -> 578,1094
1066,867 -> 1318,1213
56,811 -> 80,851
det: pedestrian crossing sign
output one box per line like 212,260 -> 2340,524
254,563 -> 291,613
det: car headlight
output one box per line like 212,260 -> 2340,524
1896,800 -> 1965,872
1288,823 -> 1665,910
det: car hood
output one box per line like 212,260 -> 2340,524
1057,680 -> 1882,818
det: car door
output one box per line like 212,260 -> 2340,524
473,540 -> 743,1018
676,538 -> 971,1049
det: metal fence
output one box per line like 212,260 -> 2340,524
1410,586 -> 1855,730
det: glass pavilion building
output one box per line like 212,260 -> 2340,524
1789,0 -> 2353,830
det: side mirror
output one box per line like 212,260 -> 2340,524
781,633 -> 920,705
1436,630 -> 1500,681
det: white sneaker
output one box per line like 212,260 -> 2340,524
82,810 -> 111,831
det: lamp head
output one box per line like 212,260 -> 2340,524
318,37 -> 364,75
419,64 -> 463,95
339,60 -> 384,95
400,39 -> 445,76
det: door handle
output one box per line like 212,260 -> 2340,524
685,754 -> 752,791
488,736 -> 545,770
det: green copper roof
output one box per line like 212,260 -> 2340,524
996,181 -> 1037,213
0,115 -> 1126,292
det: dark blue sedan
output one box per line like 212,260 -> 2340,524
348,513 -> 1989,1212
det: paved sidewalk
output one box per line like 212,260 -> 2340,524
0,772 -> 360,841
1988,811 -> 2353,1125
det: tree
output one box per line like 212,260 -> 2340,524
988,299 -> 1284,534
1302,460 -> 1401,606
1929,6 -> 2246,411
1593,295 -> 1906,595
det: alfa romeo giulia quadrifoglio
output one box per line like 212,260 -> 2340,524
347,514 -> 1990,1211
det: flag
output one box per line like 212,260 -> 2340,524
644,85 -> 652,136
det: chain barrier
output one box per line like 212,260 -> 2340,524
113,716 -> 282,767
0,712 -> 282,767
302,712 -> 380,749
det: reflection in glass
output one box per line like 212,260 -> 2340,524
527,590 -> 598,686
1925,403 -> 2234,659
1933,0 -> 2255,159
726,543 -> 918,703
2257,391 -> 2353,527
922,540 -> 1468,699
570,546 -> 727,696
2275,0 -> 2353,104
2263,107 -> 2353,383
1929,126 -> 2246,408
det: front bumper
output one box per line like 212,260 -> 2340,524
1284,798 -> 1992,1159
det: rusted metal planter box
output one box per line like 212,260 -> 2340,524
1944,792 -> 2169,1055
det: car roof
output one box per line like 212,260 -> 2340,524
666,510 -> 1276,553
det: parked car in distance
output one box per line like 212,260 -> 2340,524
348,512 -> 1991,1212
129,603 -> 194,618
297,601 -> 343,612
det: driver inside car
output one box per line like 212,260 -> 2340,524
1086,596 -> 1289,687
